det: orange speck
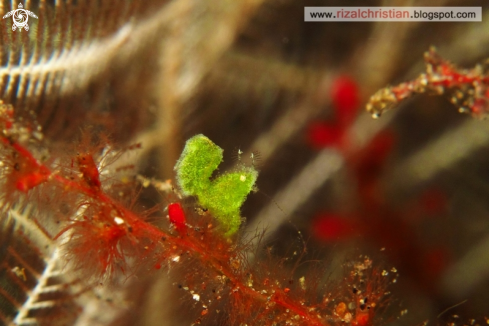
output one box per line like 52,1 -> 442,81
335,302 -> 347,316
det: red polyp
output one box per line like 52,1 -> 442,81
16,171 -> 49,192
307,122 -> 344,149
168,203 -> 187,233
353,312 -> 370,326
312,213 -> 355,242
470,97 -> 489,116
78,153 -> 101,189
103,224 -> 127,242
331,76 -> 359,126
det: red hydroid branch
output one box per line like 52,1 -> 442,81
366,47 -> 489,118
0,102 -> 393,325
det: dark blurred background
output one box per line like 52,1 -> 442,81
2,0 -> 489,325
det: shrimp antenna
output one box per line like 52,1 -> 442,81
231,147 -> 244,163
250,150 -> 262,169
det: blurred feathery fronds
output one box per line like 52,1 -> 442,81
1,0 -> 489,325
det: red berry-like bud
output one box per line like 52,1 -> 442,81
168,203 -> 187,233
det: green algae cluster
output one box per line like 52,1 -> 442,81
174,134 -> 258,235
